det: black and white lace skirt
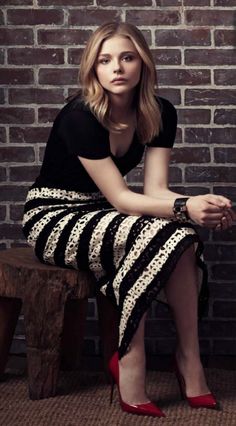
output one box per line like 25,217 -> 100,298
22,187 -> 208,359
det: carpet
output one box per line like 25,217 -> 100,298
0,369 -> 236,426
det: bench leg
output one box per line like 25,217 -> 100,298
61,298 -> 88,370
0,297 -> 22,378
96,292 -> 119,378
22,285 -> 68,400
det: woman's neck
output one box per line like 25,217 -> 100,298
109,92 -> 134,122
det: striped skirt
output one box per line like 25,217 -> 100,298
22,187 -> 208,359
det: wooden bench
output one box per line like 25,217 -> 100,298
0,248 -> 119,400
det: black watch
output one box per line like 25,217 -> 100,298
173,198 -> 189,222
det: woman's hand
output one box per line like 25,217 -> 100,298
186,194 -> 235,230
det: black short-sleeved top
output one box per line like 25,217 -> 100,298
33,95 -> 177,193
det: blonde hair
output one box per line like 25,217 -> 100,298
78,22 -> 161,144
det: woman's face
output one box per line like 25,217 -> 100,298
95,35 -> 142,98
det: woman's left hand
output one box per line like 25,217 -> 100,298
215,207 -> 236,231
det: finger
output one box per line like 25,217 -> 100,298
207,194 -> 232,209
222,211 -> 233,229
214,223 -> 222,232
221,216 -> 230,230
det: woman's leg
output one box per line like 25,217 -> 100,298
118,312 -> 150,404
164,244 -> 210,396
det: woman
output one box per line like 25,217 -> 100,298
22,22 -> 235,418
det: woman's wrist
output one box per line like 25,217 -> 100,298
173,197 -> 190,222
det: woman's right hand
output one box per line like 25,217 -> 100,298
186,194 -> 234,229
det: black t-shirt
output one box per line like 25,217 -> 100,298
33,95 -> 177,192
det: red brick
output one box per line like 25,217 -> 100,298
157,89 -> 181,105
213,186 -> 236,203
0,29 -> 33,45
68,48 -> 84,65
152,49 -> 181,65
212,225 -> 236,242
174,127 -> 182,144
157,69 -> 210,86
184,0 -> 210,4
97,0 -> 152,4
214,109 -> 236,125
38,0 -> 92,4
211,264 -> 236,281
8,48 -> 64,65
9,126 -> 50,144
214,147 -> 236,163
185,89 -> 236,105
0,185 -> 29,202
38,29 -> 92,46
213,340 -> 236,356
214,70 -> 236,86
126,10 -> 180,26
10,204 -> 24,221
0,89 -> 5,104
0,69 -> 34,85
171,147 -> 210,163
1,0 -> 32,4
0,49 -> 4,64
0,128 -> 6,143
0,107 -> 34,124
185,10 -> 235,26
209,282 -> 236,299
127,166 -> 182,183
185,166 -> 236,183
0,147 -> 35,163
7,9 -> 63,25
214,0 -> 236,5
214,30 -> 236,46
0,167 -> 7,181
10,166 -> 40,182
155,29 -> 210,46
168,167 -> 182,183
185,127 -> 236,144
199,321 -> 236,338
9,88 -> 65,105
204,244 -> 236,261
185,49 -> 236,66
0,224 -> 24,240
0,10 -> 3,25
0,206 -> 6,221
38,107 -> 60,123
39,68 -> 78,85
68,9 -> 121,26
177,108 -> 210,124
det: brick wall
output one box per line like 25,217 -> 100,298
0,0 -> 235,361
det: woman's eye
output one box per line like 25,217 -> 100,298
122,55 -> 133,62
99,58 -> 110,64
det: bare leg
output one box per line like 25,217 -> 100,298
119,312 -> 150,405
164,244 -> 210,397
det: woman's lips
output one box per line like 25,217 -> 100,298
111,78 -> 127,83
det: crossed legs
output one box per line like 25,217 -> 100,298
118,244 -> 209,404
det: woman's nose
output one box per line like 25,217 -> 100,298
113,60 -> 123,74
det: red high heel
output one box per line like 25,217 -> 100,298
173,356 -> 219,409
108,352 -> 165,417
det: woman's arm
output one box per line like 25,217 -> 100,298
78,155 -> 174,217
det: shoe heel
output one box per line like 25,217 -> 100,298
175,372 -> 185,400
110,377 -> 115,405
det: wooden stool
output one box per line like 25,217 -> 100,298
0,248 -> 119,400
